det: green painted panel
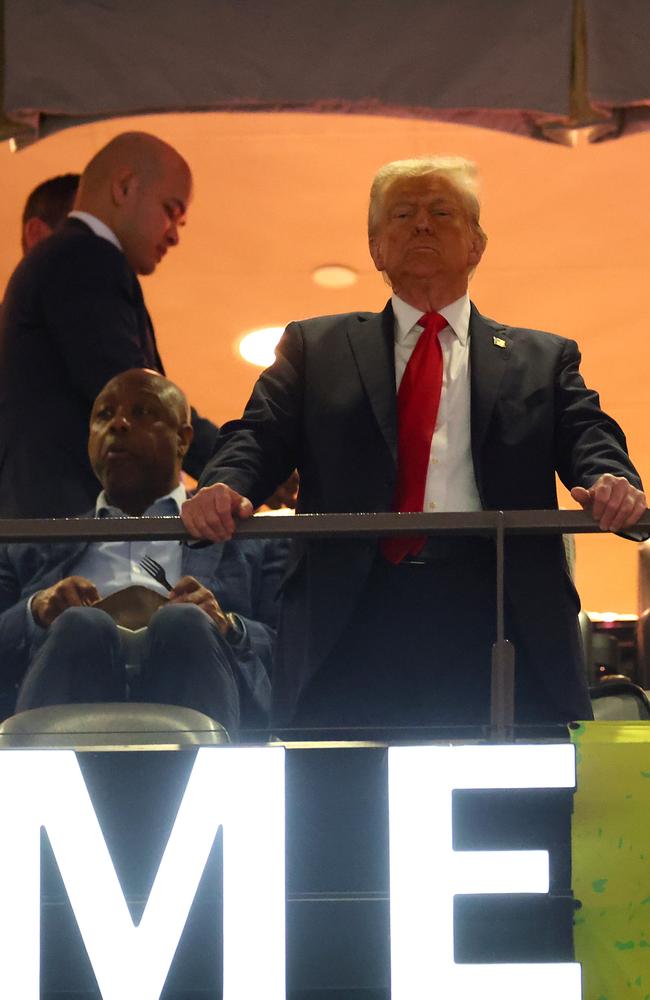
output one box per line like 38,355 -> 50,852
572,721 -> 650,999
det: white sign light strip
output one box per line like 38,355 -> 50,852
0,752 -> 42,1000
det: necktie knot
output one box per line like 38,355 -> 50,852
417,311 -> 447,337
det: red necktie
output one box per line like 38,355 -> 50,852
382,311 -> 447,564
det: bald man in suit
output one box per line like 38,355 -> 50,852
0,132 -> 217,518
0,370 -> 284,733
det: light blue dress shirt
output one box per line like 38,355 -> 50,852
74,485 -> 186,599
29,485 -> 186,632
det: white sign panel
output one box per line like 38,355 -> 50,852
0,742 -> 581,999
0,746 -> 286,1000
388,743 -> 581,1000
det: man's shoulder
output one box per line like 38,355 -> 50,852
291,308 -> 385,334
20,220 -> 127,286
471,305 -> 575,351
1,511 -> 93,554
47,220 -> 123,263
284,308 -> 387,351
0,535 -> 85,587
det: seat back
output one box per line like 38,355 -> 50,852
637,609 -> 650,691
590,677 -> 650,721
589,631 -> 620,681
578,610 -> 592,680
639,540 -> 650,616
0,702 -> 229,749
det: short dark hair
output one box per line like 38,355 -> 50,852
22,173 -> 80,229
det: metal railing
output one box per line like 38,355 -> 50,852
2,509 -> 649,739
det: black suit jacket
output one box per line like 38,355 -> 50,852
199,301 -> 643,724
0,219 -> 217,517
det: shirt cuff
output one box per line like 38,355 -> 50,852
26,593 -> 45,636
225,612 -> 249,651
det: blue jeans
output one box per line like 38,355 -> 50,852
17,604 -> 242,735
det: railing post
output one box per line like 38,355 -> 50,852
490,510 -> 516,740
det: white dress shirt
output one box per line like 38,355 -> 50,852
392,292 -> 482,512
68,210 -> 123,252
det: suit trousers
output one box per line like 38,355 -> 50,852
16,603 -> 242,735
294,540 -> 561,732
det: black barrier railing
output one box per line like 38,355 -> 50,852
1,509 -> 649,739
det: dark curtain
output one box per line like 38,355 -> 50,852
586,0 -> 650,137
2,0 -> 573,144
2,1 -> 649,146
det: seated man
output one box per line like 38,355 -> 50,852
0,369 -> 285,737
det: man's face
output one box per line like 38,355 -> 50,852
88,374 -> 188,508
369,174 -> 484,301
116,155 -> 192,275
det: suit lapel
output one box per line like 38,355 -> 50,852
182,541 -> 224,587
66,217 -> 163,373
34,542 -> 90,590
347,302 -> 397,463
344,300 -> 511,477
146,307 -> 165,374
470,304 -> 511,472
131,276 -> 164,373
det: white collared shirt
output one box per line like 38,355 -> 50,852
392,292 -> 482,513
68,210 -> 123,252
72,483 -> 187,600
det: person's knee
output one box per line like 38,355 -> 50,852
19,606 -> 123,710
49,606 -> 118,648
148,602 -> 216,644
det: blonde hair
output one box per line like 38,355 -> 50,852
368,155 -> 485,244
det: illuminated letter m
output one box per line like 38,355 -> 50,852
0,747 -> 286,1000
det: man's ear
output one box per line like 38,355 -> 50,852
177,423 -> 194,460
22,217 -> 53,254
369,235 -> 385,273
468,228 -> 487,268
111,168 -> 136,206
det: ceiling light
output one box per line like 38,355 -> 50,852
238,327 -> 285,368
312,265 -> 358,289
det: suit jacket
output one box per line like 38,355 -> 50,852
0,218 -> 217,517
0,529 -> 286,724
198,301 -> 643,725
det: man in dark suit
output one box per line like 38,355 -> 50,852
0,131 -> 217,518
20,173 -> 80,255
181,156 -> 646,730
0,369 -> 285,735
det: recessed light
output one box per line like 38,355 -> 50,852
238,326 -> 285,368
312,265 -> 358,289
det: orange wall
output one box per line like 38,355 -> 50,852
1,112 -> 647,612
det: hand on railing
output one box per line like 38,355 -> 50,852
571,474 -> 647,533
181,482 -> 253,542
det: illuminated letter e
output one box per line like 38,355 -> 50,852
388,744 -> 581,1000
